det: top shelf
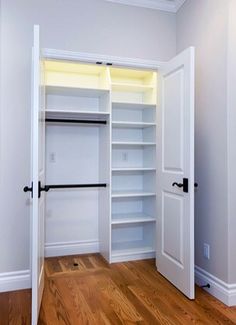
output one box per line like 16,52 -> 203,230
46,85 -> 109,98
110,67 -> 156,87
111,83 -> 154,92
112,102 -> 156,110
45,60 -> 110,92
44,60 -> 158,106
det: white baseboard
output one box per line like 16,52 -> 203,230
0,270 -> 31,293
45,240 -> 99,257
195,266 -> 236,306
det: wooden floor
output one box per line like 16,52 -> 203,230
1,254 -> 236,324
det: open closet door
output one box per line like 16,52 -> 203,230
31,25 -> 45,324
156,47 -> 195,299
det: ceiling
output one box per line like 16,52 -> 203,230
105,0 -> 187,13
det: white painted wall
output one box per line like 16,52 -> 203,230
45,125 -> 99,250
227,0 -> 236,285
177,0 -> 230,283
0,0 -> 176,274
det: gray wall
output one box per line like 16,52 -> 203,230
0,0 -> 176,273
227,0 -> 236,284
177,0 -> 230,282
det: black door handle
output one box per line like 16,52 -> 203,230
172,182 -> 183,188
172,178 -> 188,193
23,182 -> 33,198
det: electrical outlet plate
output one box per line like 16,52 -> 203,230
203,243 -> 210,260
122,152 -> 128,161
49,152 -> 56,163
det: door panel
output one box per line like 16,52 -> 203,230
163,68 -> 184,172
162,192 -> 183,267
157,47 -> 195,299
31,25 -> 45,324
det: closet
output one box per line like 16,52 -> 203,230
44,61 -> 157,263
28,25 -> 195,325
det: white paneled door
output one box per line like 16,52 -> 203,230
31,25 -> 45,324
157,48 -> 195,299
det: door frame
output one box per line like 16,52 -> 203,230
40,47 -> 195,291
41,47 -> 163,265
42,48 -> 164,70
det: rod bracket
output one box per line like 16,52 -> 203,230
38,181 -> 50,198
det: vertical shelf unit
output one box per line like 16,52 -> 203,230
44,60 -> 111,261
43,60 -> 157,263
110,67 -> 157,262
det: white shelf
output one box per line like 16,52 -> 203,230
46,85 -> 109,98
112,167 -> 156,172
45,109 -> 110,121
112,121 -> 156,128
112,141 -> 156,147
112,190 -> 156,198
112,241 -> 155,257
112,213 -> 156,225
112,102 -> 156,110
112,82 -> 154,92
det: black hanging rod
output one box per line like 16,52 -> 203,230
24,182 -> 107,198
45,118 -> 107,125
44,183 -> 107,191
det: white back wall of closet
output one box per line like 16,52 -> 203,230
0,0 -> 176,275
45,125 -> 100,244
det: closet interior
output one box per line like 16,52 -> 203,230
44,60 -> 157,263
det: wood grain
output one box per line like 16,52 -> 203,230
0,289 -> 31,325
1,254 -> 236,324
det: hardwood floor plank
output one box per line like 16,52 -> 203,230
46,268 -> 106,280
130,260 -> 235,325
8,290 -> 31,325
80,256 -> 94,269
108,267 -> 164,324
54,277 -> 98,324
45,257 -> 63,277
96,274 -> 143,323
194,293 -> 236,325
128,285 -> 178,325
0,292 -> 9,325
196,286 -> 236,323
40,278 -> 72,325
92,254 -> 110,269
128,260 -> 214,324
39,279 -> 61,325
76,274 -> 124,325
1,254 -> 236,324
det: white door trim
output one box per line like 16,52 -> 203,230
42,48 -> 164,70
